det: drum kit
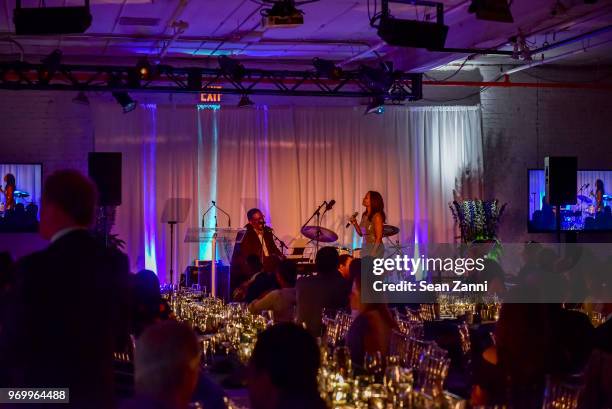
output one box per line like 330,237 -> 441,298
561,193 -> 612,230
0,190 -> 30,213
299,221 -> 402,257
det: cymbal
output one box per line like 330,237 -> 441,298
577,195 -> 592,204
383,224 -> 400,237
301,226 -> 338,243
13,190 -> 30,198
361,224 -> 400,237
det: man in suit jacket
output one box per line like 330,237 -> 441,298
230,208 -> 281,295
0,170 -> 131,409
296,246 -> 351,338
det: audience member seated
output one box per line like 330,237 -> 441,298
296,246 -> 351,337
249,259 -> 297,323
338,254 -> 353,281
245,255 -> 281,303
121,321 -> 200,409
579,348 -> 612,409
345,258 -> 398,369
0,169 -> 131,409
579,307 -> 612,409
248,323 -> 327,409
548,304 -> 594,374
472,258 -> 506,295
233,255 -> 279,302
0,202 -> 39,232
471,301 -> 558,409
131,269 -> 172,338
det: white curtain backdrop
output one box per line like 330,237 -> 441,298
92,104 -> 483,283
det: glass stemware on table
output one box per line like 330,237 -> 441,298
317,309 -> 464,408
166,288 -> 468,409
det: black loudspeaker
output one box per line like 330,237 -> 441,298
377,16 -> 449,49
14,2 -> 92,35
545,156 -> 577,206
88,152 -> 122,206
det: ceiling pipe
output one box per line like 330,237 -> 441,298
503,38 -> 612,75
423,77 -> 612,90
498,24 -> 612,76
424,5 -> 612,72
0,37 -> 24,61
529,24 -> 612,55
156,0 -> 190,62
0,32 -> 372,48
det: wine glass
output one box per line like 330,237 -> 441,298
364,351 -> 383,381
334,346 -> 353,379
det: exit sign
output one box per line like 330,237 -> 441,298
200,85 -> 222,103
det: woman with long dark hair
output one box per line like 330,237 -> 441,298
349,190 -> 386,257
594,179 -> 605,212
0,173 -> 16,211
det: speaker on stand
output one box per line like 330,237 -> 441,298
545,156 -> 577,243
88,152 -> 122,247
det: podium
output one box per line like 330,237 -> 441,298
184,227 -> 244,298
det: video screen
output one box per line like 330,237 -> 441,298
0,163 -> 42,233
529,169 -> 612,231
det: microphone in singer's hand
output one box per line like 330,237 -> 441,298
346,212 -> 359,228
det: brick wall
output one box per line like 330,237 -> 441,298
477,66 -> 612,242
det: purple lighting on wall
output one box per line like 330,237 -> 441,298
142,104 -> 159,277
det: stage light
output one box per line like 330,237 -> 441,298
261,0 -> 315,28
312,57 -> 342,80
187,69 -> 202,90
136,58 -> 153,80
359,63 -> 394,93
218,56 -> 245,82
72,91 -> 89,105
364,96 -> 385,115
468,0 -> 514,23
112,91 -> 136,113
238,94 -> 254,108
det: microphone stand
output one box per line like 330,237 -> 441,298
266,226 -> 288,256
301,201 -> 328,255
202,203 -> 215,228
212,201 -> 231,227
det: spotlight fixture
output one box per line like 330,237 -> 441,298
359,63 -> 394,93
187,68 -> 202,90
135,57 -> 153,81
218,55 -> 246,82
312,57 -> 343,80
238,94 -> 254,108
364,95 -> 385,115
112,91 -> 136,113
373,0 -> 448,49
260,0 -> 318,28
72,91 -> 89,105
468,0 -> 514,23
